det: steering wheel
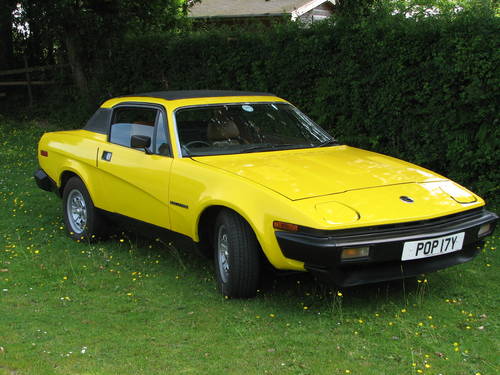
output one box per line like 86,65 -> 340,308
184,140 -> 211,148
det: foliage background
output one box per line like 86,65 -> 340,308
1,4 -> 499,204
0,4 -> 498,372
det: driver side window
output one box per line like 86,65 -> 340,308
110,107 -> 156,150
110,106 -> 169,156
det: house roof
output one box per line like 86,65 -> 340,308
189,0 -> 335,19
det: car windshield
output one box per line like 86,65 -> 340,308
175,103 -> 335,156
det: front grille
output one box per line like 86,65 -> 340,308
299,208 -> 486,238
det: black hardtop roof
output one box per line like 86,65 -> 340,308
121,90 -> 276,101
84,90 -> 279,134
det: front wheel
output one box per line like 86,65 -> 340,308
62,177 -> 105,241
214,210 -> 261,298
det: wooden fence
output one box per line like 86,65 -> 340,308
0,58 -> 69,106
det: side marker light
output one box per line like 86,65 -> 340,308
273,221 -> 299,232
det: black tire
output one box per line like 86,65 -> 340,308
214,209 -> 261,298
62,177 -> 105,241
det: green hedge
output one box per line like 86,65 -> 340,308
49,11 -> 500,202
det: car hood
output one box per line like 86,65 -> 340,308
192,146 -> 447,200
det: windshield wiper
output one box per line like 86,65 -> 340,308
242,143 -> 309,153
316,138 -> 339,147
241,143 -> 275,153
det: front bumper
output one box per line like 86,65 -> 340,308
276,208 -> 498,287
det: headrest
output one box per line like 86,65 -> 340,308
207,119 -> 240,141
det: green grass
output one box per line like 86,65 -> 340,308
0,119 -> 498,375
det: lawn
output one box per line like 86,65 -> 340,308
0,119 -> 498,375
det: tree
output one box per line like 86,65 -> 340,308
14,0 -> 196,94
334,0 -> 377,17
0,1 -> 17,69
375,0 -> 497,18
333,0 -> 497,18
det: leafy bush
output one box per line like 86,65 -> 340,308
11,9 -> 499,202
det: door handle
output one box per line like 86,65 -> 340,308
102,151 -> 112,161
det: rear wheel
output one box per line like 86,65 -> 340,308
214,210 -> 261,298
62,177 -> 105,241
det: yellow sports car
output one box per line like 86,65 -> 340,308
34,91 -> 497,297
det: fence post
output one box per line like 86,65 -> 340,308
23,55 -> 33,107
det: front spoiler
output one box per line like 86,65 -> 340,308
276,208 -> 498,287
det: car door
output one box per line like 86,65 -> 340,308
95,104 -> 173,229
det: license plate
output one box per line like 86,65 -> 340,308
401,232 -> 465,261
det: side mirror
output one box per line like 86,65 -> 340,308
131,135 -> 151,153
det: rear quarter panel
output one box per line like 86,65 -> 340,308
38,130 -> 106,202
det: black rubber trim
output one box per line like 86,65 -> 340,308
170,201 -> 189,209
296,207 -> 487,237
34,169 -> 56,193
